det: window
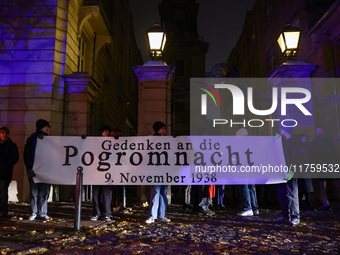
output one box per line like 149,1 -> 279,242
252,24 -> 256,40
78,38 -> 86,72
267,48 -> 275,72
175,102 -> 185,112
174,19 -> 184,38
266,2 -> 273,27
175,59 -> 184,76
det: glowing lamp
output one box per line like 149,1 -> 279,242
146,23 -> 166,60
277,25 -> 301,59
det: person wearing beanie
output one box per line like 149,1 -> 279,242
98,125 -> 111,136
277,125 -> 300,226
91,124 -> 113,221
280,125 -> 293,135
0,127 -> 19,217
23,119 -> 51,220
36,119 -> 50,132
152,121 -> 166,136
145,121 -> 170,224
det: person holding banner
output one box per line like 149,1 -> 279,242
236,128 -> 259,217
145,121 -> 171,224
0,127 -> 19,217
277,125 -> 300,226
91,125 -> 113,221
297,134 -> 315,211
24,119 -> 51,221
308,126 -> 340,211
110,127 -> 123,211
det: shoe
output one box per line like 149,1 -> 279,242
216,204 -> 226,210
276,217 -> 289,223
238,210 -> 253,216
40,214 -> 51,220
182,204 -> 193,210
324,206 -> 332,212
193,206 -> 202,213
290,218 -> 300,226
112,206 -> 120,213
104,216 -> 112,221
145,218 -> 155,224
203,209 -> 215,216
307,206 -> 317,212
158,217 -> 171,223
91,215 -> 100,221
253,210 -> 260,215
29,214 -> 36,221
208,209 -> 216,215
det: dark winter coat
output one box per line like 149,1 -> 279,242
282,136 -> 301,166
0,137 -> 19,180
308,136 -> 339,164
23,130 -> 48,170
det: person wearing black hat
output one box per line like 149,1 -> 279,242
24,119 -> 51,220
277,124 -> 300,226
145,121 -> 170,224
0,126 -> 19,217
91,125 -> 113,221
152,121 -> 166,136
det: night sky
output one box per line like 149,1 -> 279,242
130,0 -> 255,72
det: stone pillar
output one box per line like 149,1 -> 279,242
268,60 -> 317,134
63,72 -> 99,136
133,61 -> 175,202
133,61 -> 174,135
59,72 -> 99,201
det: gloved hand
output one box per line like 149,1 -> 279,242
285,171 -> 294,181
27,169 -> 36,178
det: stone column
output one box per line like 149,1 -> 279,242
133,61 -> 174,135
268,60 -> 317,134
60,72 -> 99,201
133,61 -> 175,202
63,72 -> 99,136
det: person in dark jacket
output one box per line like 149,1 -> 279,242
145,121 -> 171,224
297,134 -> 315,211
277,125 -> 300,226
24,119 -> 51,220
91,125 -> 113,221
308,126 -> 340,211
0,127 -> 19,217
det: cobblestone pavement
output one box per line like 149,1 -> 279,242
0,202 -> 339,254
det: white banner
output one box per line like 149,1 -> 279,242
33,136 -> 287,185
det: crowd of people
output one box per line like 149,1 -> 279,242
0,120 -> 339,227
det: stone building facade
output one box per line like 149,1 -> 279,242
0,0 -> 142,201
159,0 -> 209,136
225,0 -> 340,140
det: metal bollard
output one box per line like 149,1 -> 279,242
74,166 -> 83,232
123,186 -> 126,208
